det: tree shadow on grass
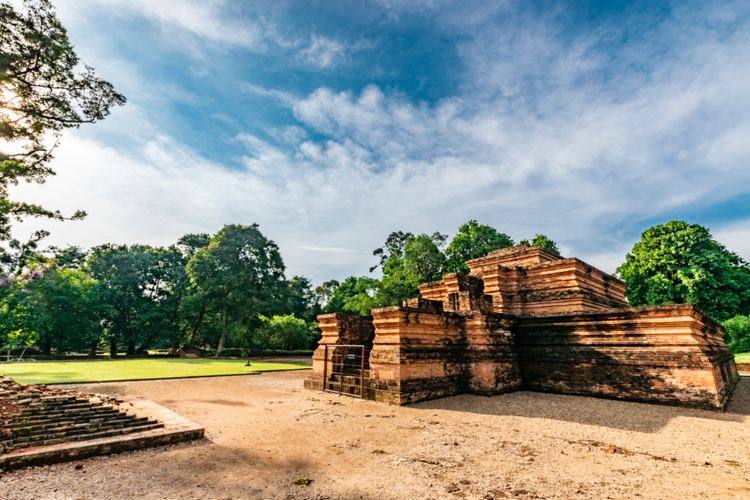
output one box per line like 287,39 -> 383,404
410,377 -> 750,433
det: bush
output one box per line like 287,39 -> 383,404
723,315 -> 750,353
257,314 -> 311,351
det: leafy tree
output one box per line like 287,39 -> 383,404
23,263 -> 102,355
187,224 -> 287,357
287,275 -> 322,323
314,279 -> 339,311
327,232 -> 448,317
723,315 -> 750,354
176,233 -> 211,257
257,314 -> 310,351
340,277 -> 382,316
87,244 -> 186,356
616,221 -> 750,321
0,229 -> 48,272
47,244 -> 88,269
518,234 -> 561,256
176,232 -> 213,350
403,233 -> 446,285
445,220 -> 514,274
324,277 -> 359,314
0,0 -> 125,244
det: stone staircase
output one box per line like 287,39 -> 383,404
324,370 -> 370,396
1,376 -> 162,456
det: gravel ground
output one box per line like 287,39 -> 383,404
1,372 -> 748,500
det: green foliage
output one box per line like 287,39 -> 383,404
324,276 -> 359,314
445,220 -> 514,274
287,275 -> 322,323
187,224 -> 287,357
23,263 -> 102,355
0,226 -> 324,356
518,234 -> 560,255
87,244 -> 187,356
0,0 -> 125,243
331,231 -> 450,316
48,244 -> 88,269
723,315 -> 750,354
257,314 -> 311,351
314,279 -> 339,310
616,221 -> 750,321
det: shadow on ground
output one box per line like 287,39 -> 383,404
411,377 -> 750,433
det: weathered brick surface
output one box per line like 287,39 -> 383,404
305,245 -> 740,410
308,313 -> 375,386
513,305 -> 738,409
0,377 -> 204,470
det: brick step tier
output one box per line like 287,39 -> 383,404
324,380 -> 366,396
20,401 -> 105,415
5,407 -> 122,428
9,413 -> 148,438
2,422 -> 164,451
326,373 -> 370,385
2,408 -> 125,429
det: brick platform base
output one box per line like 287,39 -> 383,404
1,377 -> 204,470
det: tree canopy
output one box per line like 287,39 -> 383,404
0,0 -> 125,244
444,220 -> 514,274
519,234 -> 560,256
186,224 -> 287,357
723,315 -> 750,354
616,221 -> 750,321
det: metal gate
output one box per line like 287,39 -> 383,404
322,344 -> 365,398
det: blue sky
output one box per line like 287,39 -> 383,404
9,0 -> 750,283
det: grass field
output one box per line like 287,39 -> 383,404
0,358 -> 311,385
735,352 -> 750,363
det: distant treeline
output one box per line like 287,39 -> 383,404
1,220 -> 749,358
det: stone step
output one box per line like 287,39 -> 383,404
11,414 -> 141,437
325,381 -> 365,396
2,409 -> 126,429
19,403 -> 115,418
70,421 -> 163,442
1,417 -> 158,449
327,373 -> 368,385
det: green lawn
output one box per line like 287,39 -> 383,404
735,352 -> 750,363
0,358 -> 311,385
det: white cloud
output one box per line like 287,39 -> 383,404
10,1 -> 750,283
59,0 -> 269,49
298,35 -> 348,69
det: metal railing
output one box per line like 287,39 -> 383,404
322,344 -> 365,398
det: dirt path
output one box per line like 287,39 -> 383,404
1,372 -> 749,500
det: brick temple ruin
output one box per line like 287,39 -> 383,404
304,245 -> 740,410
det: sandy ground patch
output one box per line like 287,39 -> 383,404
1,371 -> 749,500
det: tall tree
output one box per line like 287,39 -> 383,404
519,234 -> 561,256
187,224 -> 287,357
287,275 -> 322,323
177,232 -> 213,350
616,221 -> 750,321
87,244 -> 185,356
23,263 -> 102,355
314,279 -> 339,312
0,0 -> 125,245
445,220 -> 514,274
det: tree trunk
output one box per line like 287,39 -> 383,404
88,339 -> 98,358
168,338 -> 180,356
42,335 -> 52,356
126,339 -> 136,356
215,304 -> 229,358
188,309 -> 205,350
109,338 -> 118,357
